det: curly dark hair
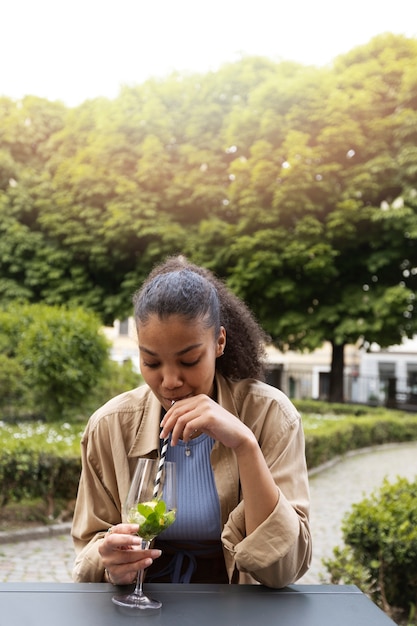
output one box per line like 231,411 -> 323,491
133,256 -> 269,381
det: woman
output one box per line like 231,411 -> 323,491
71,256 -> 311,587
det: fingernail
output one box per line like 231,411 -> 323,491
151,550 -> 162,558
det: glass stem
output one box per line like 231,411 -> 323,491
134,540 -> 150,597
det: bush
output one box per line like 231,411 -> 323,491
294,399 -> 377,416
324,477 -> 417,622
0,354 -> 28,418
301,409 -> 417,469
0,421 -> 83,508
88,359 -> 142,414
0,361 -> 143,511
0,303 -> 111,420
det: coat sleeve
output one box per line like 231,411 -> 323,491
221,411 -> 312,588
71,420 -> 130,582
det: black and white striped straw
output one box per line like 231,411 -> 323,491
152,401 -> 173,498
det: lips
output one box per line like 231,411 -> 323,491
163,394 -> 192,404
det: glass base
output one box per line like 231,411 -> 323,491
112,591 -> 162,611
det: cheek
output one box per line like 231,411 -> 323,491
195,360 -> 216,385
139,364 -> 157,387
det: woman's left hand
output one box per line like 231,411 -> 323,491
162,394 -> 279,536
160,394 -> 255,451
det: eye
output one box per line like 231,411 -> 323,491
143,361 -> 160,369
181,358 -> 200,367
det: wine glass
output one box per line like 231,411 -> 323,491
112,458 -> 177,611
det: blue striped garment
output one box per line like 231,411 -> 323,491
160,434 -> 221,541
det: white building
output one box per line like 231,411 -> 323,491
104,319 -> 417,409
102,318 -> 139,371
265,342 -> 361,401
358,337 -> 417,407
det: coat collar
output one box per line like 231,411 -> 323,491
127,389 -> 162,458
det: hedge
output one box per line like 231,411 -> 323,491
0,421 -> 83,507
323,476 -> 417,623
0,402 -> 416,509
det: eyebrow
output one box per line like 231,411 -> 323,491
139,343 -> 203,357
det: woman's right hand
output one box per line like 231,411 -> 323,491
98,523 -> 162,585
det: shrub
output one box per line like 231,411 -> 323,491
294,399 -> 376,416
0,303 -> 111,421
88,359 -> 142,413
0,354 -> 28,417
0,421 -> 83,508
302,411 -> 417,469
324,477 -> 417,621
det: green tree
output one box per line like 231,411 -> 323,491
0,36 -> 416,404
200,34 -> 417,402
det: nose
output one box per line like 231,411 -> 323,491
161,367 -> 183,390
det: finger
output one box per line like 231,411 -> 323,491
167,410 -> 196,445
110,535 -> 142,551
161,395 -> 201,426
107,547 -> 162,585
160,401 -> 181,430
105,562 -> 141,586
162,404 -> 204,443
104,529 -> 142,553
112,547 -> 162,566
107,523 -> 139,535
161,397 -> 196,439
160,405 -> 183,440
106,566 -> 138,585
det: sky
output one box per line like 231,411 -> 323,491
2,0 -> 417,107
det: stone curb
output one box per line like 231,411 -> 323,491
0,522 -> 72,545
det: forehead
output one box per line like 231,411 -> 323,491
137,314 -> 214,348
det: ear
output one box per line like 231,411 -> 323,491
216,326 -> 226,357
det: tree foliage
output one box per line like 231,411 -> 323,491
0,34 -> 417,401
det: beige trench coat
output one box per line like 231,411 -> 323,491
71,373 -> 311,587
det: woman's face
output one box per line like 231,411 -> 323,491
137,314 -> 226,411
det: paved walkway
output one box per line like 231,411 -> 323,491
0,442 -> 416,584
298,441 -> 417,584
